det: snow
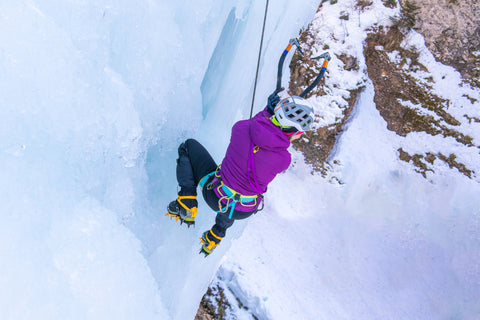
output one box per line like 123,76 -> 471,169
216,1 -> 480,319
0,0 -> 479,320
222,79 -> 480,319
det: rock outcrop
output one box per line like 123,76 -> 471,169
401,0 -> 480,87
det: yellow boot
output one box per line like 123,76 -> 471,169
166,195 -> 198,227
200,229 -> 223,256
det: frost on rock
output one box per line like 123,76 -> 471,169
365,26 -> 479,180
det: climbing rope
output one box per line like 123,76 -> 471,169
249,0 -> 269,120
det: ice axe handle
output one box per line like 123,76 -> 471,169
276,38 -> 303,92
299,52 -> 331,98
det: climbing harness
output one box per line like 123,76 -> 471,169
199,165 -> 264,219
250,0 -> 270,120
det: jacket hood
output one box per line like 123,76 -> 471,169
249,114 -> 290,151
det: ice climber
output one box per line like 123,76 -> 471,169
166,91 -> 315,256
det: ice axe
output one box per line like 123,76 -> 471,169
299,52 -> 331,98
275,38 -> 331,98
276,38 -> 304,93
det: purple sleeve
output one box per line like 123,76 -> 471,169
252,107 -> 271,120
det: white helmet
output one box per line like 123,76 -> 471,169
273,95 -> 315,132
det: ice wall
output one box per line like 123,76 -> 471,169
0,1 -> 170,317
0,0 -> 319,319
144,1 -> 321,319
210,0 -> 480,318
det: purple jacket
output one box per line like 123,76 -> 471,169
215,108 -> 291,211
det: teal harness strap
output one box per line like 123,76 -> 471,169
217,194 -> 241,219
199,171 -> 236,219
227,200 -> 236,219
199,168 -> 260,220
199,171 -> 215,189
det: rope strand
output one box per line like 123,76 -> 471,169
249,0 -> 269,120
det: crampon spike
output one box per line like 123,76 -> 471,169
199,238 -> 209,257
180,219 -> 195,228
165,212 -> 180,221
166,211 -> 195,227
199,247 -> 209,257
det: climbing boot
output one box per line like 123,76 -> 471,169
166,195 -> 198,227
199,229 -> 223,257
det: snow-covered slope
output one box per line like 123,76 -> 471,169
215,80 -> 480,319
207,1 -> 480,319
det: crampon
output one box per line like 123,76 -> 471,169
199,230 -> 222,257
166,196 -> 197,228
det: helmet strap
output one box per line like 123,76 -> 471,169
271,116 -> 298,136
271,116 -> 282,128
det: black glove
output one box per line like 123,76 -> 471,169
266,90 -> 281,115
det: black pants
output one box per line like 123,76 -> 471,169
176,139 -> 254,238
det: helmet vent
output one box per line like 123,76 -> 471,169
273,95 -> 314,132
